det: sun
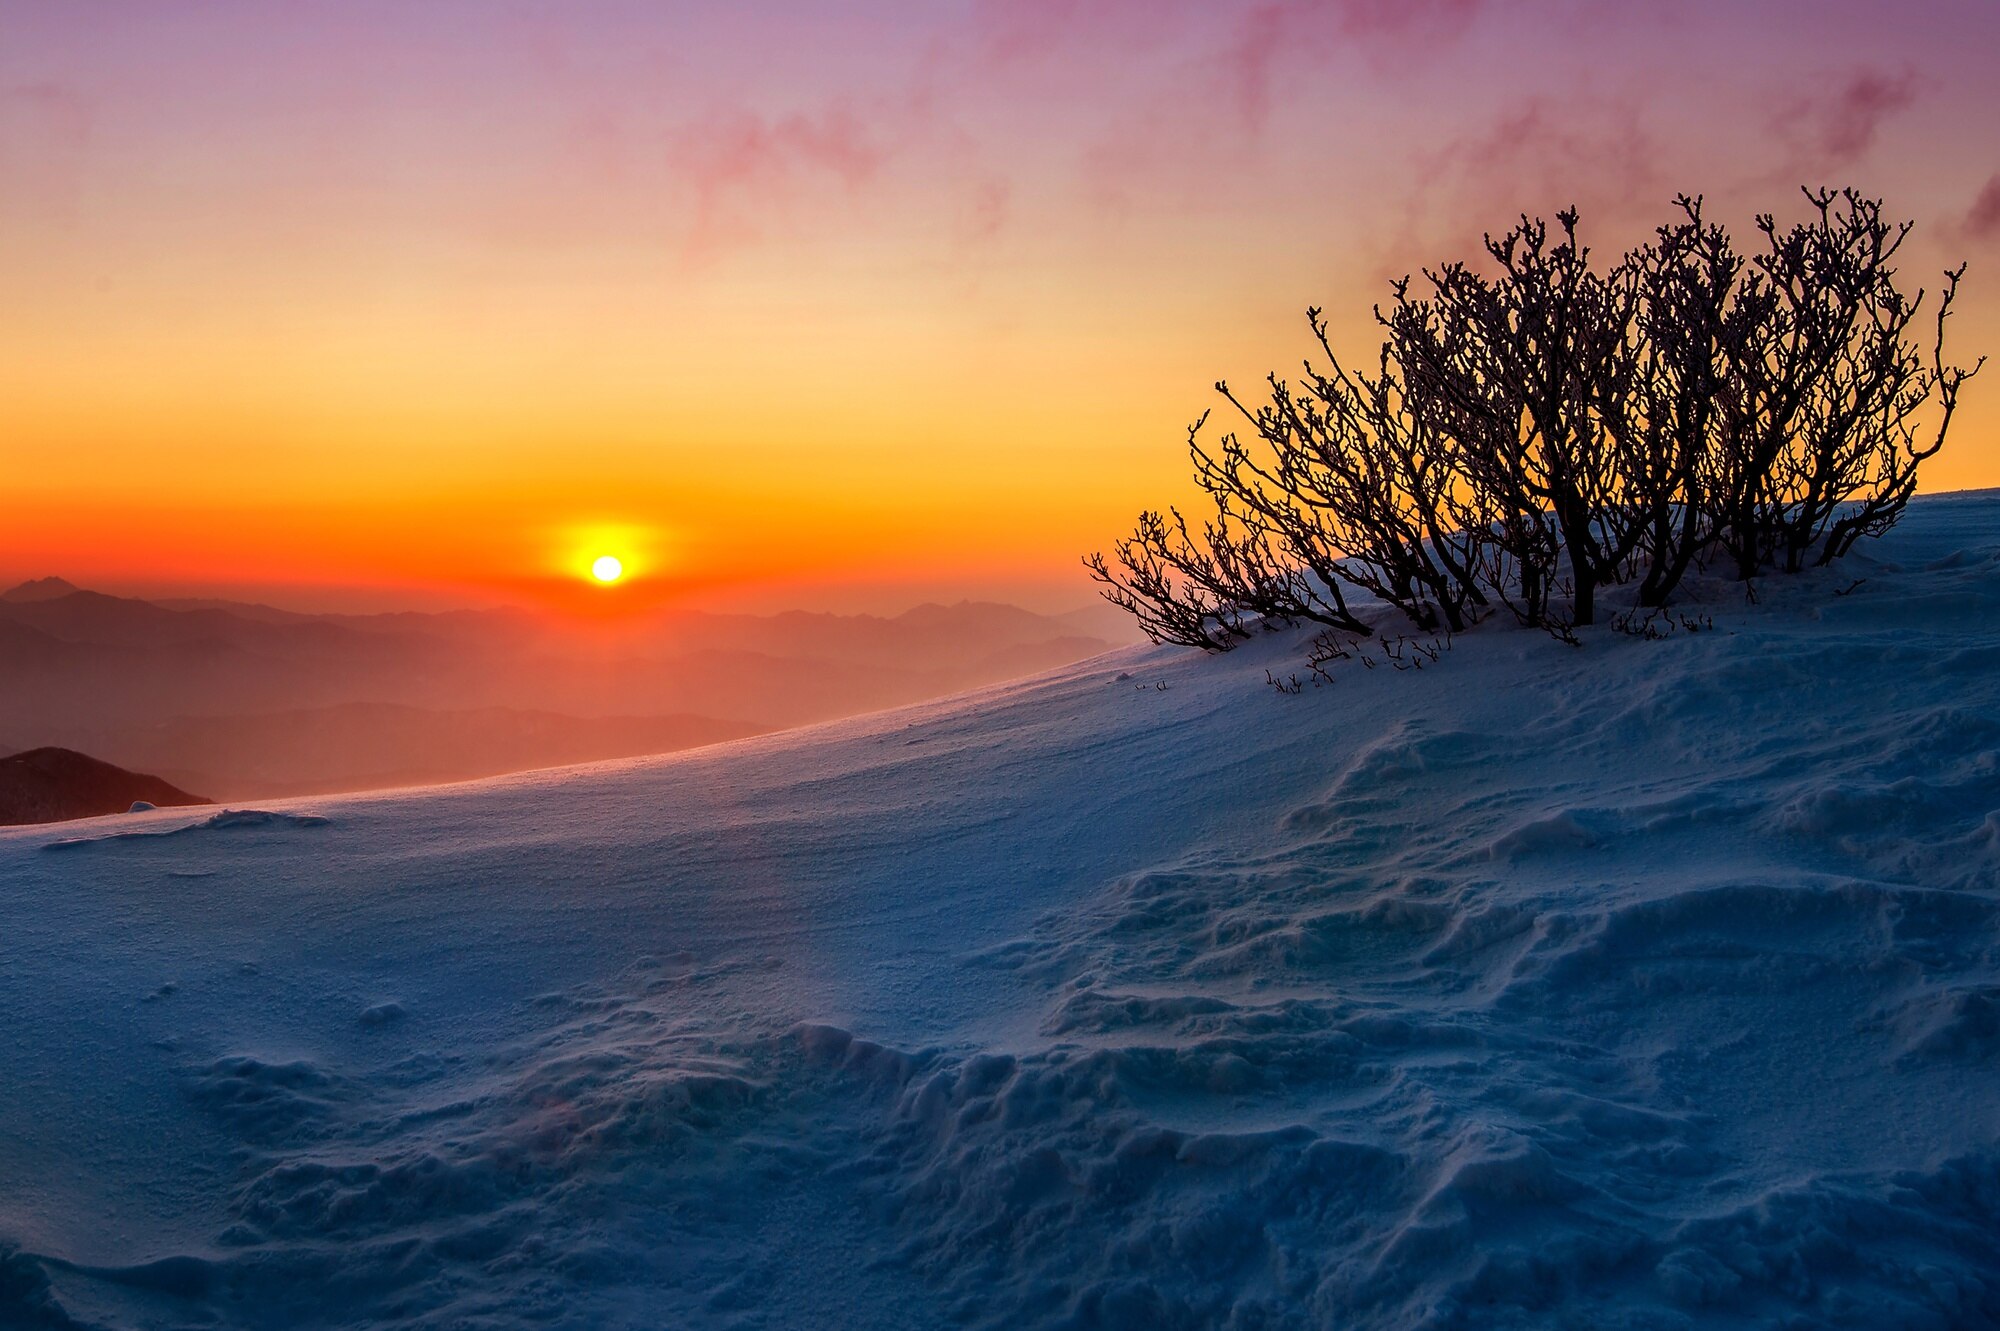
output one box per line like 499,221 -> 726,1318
590,555 -> 624,584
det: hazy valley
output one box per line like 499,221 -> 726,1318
0,577 -> 1133,800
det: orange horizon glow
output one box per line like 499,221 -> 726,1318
3,2 -> 1995,614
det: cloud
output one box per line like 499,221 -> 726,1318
0,82 -> 95,221
962,0 -> 1199,67
962,0 -> 1486,133
1044,0 -> 1489,215
1963,174 -> 2000,242
956,176 -> 1013,247
1772,67 -> 1918,165
0,81 -> 91,146
1221,0 -> 1484,129
1392,95 -> 1667,272
471,25 -> 1021,267
669,101 -> 887,260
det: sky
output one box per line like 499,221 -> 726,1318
2,0 -> 1997,613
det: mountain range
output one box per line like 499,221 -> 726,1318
0,578 -> 1133,800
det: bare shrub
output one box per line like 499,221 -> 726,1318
1089,189 -> 1980,657
1712,191 -> 1980,576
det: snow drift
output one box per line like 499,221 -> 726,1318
2,493 -> 1997,1329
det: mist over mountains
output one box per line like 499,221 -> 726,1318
0,579 -> 1133,800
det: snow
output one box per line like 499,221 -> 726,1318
2,492 -> 1998,1329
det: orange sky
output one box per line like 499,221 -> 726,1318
3,1 -> 1996,613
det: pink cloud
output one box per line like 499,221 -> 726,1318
0,82 -> 95,221
1964,174 -> 2000,242
1390,96 -> 1667,275
961,0 -> 1483,131
963,0 -> 1199,66
1222,0 -> 1484,129
0,82 -> 92,146
956,176 -> 1013,247
670,101 -> 886,260
984,0 -> 1489,216
1772,67 -> 1918,164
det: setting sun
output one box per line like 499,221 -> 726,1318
590,555 -> 624,584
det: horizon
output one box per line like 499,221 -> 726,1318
5,0 -> 1998,615
15,470 -> 2000,618
0,567 -> 1126,620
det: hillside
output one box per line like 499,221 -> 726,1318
86,704 -> 765,801
0,492 -> 1995,1328
0,748 -> 210,826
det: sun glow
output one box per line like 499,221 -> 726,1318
550,521 -> 666,599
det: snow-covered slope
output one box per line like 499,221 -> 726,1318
3,493 -> 1997,1330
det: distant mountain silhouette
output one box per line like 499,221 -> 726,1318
0,576 -> 83,603
0,581 -> 1135,799
0,747 -> 210,826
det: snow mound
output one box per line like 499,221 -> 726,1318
42,808 -> 330,851
2,492 -> 1998,1328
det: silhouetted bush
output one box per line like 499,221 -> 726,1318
1088,190 -> 1982,649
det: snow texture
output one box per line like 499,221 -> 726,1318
2,493 -> 1997,1329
